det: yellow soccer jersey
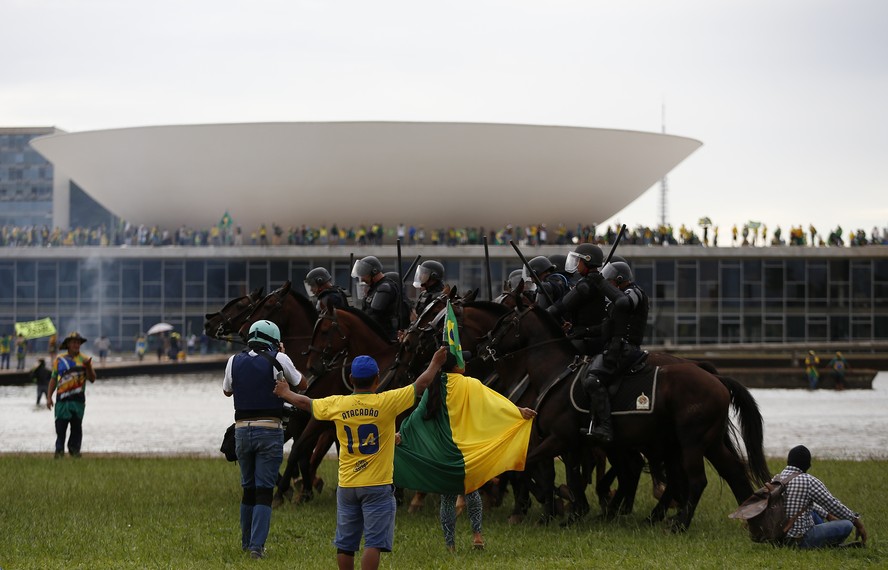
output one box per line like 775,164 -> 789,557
312,385 -> 416,488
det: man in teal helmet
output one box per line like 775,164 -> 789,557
223,319 -> 306,559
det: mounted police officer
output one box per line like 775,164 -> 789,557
523,255 -> 570,309
352,256 -> 402,341
412,259 -> 447,319
581,261 -> 649,442
547,243 -> 608,356
304,267 -> 349,310
223,320 -> 306,559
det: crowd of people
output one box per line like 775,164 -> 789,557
1,219 -> 887,248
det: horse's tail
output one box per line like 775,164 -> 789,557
717,375 -> 771,486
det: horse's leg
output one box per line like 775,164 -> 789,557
705,439 -> 755,505
595,464 -> 618,515
272,414 -> 309,508
531,459 -> 558,525
601,449 -> 642,518
276,419 -> 328,506
647,457 -> 684,524
408,492 -> 427,514
670,442 -> 708,533
298,428 -> 336,504
561,451 -> 589,526
508,472 -> 533,525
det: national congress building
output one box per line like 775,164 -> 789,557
2,123 -> 886,351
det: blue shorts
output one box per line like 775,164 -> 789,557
334,484 -> 396,553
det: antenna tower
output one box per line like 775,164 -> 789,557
659,102 -> 668,228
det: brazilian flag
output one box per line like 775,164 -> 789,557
443,300 -> 464,369
394,372 -> 533,494
219,210 -> 232,228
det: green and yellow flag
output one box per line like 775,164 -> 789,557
443,300 -> 464,369
219,210 -> 233,228
394,372 -> 533,495
14,317 -> 57,340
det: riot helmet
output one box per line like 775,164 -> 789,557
413,260 -> 445,289
247,320 -> 281,348
351,256 -> 383,279
600,261 -> 633,285
523,256 -> 556,281
304,267 -> 333,297
506,269 -> 524,292
565,243 -> 604,273
549,254 -> 568,275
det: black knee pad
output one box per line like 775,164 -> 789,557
255,487 -> 274,507
241,487 -> 256,506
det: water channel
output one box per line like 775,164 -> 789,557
2,372 -> 886,460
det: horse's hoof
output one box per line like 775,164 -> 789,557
271,492 -> 285,509
282,487 -> 294,503
554,498 -> 565,517
507,514 -> 524,525
313,477 -> 325,494
669,518 -> 688,534
294,491 -> 313,505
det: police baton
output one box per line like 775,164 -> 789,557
483,235 -> 493,300
349,252 -> 355,303
603,224 -> 628,266
401,255 -> 422,284
509,240 -> 555,308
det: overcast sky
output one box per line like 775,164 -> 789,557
4,0 -> 886,238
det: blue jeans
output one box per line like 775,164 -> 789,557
235,426 -> 284,552
797,520 -> 854,549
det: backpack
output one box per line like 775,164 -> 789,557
729,472 -> 803,543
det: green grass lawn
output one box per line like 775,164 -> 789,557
0,455 -> 884,569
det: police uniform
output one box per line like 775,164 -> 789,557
548,273 -> 608,356
362,275 -> 402,340
317,286 -> 350,310
414,280 -> 445,319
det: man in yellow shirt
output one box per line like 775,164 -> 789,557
274,346 -> 446,570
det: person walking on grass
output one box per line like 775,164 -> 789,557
223,320 -> 306,560
274,346 -> 448,570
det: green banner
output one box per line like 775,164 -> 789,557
14,318 -> 57,340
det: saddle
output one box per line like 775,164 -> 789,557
569,362 -> 659,415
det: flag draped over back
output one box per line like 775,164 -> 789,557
443,300 -> 464,369
394,372 -> 533,495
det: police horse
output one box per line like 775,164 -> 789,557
476,299 -> 770,531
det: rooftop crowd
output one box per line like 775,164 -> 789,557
1,220 -> 886,248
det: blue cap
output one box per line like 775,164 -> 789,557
350,355 -> 379,379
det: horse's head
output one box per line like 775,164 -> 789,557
235,281 -> 292,340
203,286 -> 264,340
304,306 -> 351,385
493,280 -> 536,310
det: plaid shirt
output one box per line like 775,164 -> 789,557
778,466 -> 859,538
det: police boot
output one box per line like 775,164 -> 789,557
586,385 -> 613,443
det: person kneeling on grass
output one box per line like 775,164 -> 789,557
779,445 -> 867,549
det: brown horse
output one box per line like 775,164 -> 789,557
477,301 -> 770,531
223,281 -> 323,504
203,286 -> 265,341
264,303 -> 402,506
